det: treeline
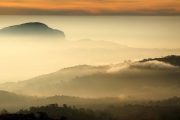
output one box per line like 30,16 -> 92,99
1,97 -> 180,120
0,104 -> 114,120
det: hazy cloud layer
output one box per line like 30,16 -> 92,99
0,60 -> 180,100
0,7 -> 179,15
0,35 -> 179,83
0,0 -> 179,15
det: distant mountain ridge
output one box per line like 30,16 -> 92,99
0,90 -> 30,102
140,55 -> 180,67
0,90 -> 123,112
0,55 -> 180,99
0,22 -> 65,38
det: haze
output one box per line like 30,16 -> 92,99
0,16 -> 180,83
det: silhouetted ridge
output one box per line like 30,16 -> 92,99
0,90 -> 31,103
140,55 -> 180,67
0,22 -> 65,38
1,101 -> 180,120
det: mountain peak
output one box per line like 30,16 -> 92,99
18,22 -> 49,28
0,22 -> 65,38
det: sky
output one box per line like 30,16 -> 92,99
0,0 -> 180,15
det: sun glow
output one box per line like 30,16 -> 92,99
0,0 -> 179,15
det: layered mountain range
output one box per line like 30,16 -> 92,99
0,55 -> 179,99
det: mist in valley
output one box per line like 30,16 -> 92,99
0,35 -> 180,83
0,17 -> 180,120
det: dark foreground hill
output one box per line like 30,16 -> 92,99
1,99 -> 180,120
0,90 -> 35,112
0,90 -> 124,112
0,22 -> 65,38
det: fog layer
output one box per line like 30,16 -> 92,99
0,36 -> 179,83
0,60 -> 179,99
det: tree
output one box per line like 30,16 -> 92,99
0,109 -> 8,115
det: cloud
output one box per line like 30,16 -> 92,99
130,61 -> 177,70
107,60 -> 177,73
0,7 -> 91,15
0,0 -> 179,15
0,7 -> 179,15
1,60 -> 180,99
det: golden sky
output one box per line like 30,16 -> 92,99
0,0 -> 180,15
